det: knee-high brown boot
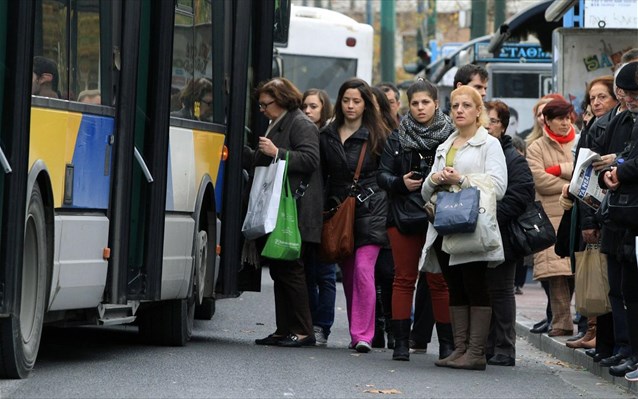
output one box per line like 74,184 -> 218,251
448,306 -> 492,371
435,306 -> 469,367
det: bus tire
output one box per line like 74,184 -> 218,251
0,185 -> 49,379
194,298 -> 215,320
138,297 -> 194,346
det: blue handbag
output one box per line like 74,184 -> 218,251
433,187 -> 480,235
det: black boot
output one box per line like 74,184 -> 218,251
371,287 -> 386,348
436,322 -> 454,360
392,319 -> 411,361
385,320 -> 395,349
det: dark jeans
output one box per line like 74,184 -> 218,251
411,270 -> 435,345
607,254 -> 631,356
375,248 -> 394,329
486,259 -> 517,357
514,258 -> 527,288
304,244 -> 337,337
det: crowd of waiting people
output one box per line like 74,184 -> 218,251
241,48 -> 638,378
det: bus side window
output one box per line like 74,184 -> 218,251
71,0 -> 101,104
34,0 -> 68,100
170,0 -> 214,123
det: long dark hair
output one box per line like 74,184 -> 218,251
371,86 -> 398,131
302,88 -> 333,128
334,78 -> 389,155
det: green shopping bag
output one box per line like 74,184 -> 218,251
261,153 -> 302,260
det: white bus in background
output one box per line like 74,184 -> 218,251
275,5 -> 373,101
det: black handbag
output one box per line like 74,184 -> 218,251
607,183 -> 638,230
390,192 -> 428,234
508,201 -> 557,256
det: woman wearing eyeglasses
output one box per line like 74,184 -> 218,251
245,77 -> 324,348
484,100 -> 535,367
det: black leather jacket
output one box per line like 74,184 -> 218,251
377,130 -> 435,228
320,123 -> 388,248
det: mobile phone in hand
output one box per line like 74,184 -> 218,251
409,171 -> 424,180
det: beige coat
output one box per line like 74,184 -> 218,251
527,130 -> 575,279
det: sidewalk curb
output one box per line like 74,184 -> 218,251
515,319 -> 638,395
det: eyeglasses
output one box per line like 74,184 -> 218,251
618,89 -> 638,101
258,100 -> 275,110
488,118 -> 501,125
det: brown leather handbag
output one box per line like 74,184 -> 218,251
319,142 -> 367,263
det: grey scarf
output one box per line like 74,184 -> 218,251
397,108 -> 455,152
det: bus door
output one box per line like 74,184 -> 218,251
108,0 -> 174,304
0,0 -> 36,379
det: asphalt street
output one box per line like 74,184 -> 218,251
0,268 -> 634,398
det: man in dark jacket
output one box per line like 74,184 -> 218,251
594,61 -> 638,377
485,101 -> 535,367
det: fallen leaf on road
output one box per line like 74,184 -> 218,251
363,388 -> 402,395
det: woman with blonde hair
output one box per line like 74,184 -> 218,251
421,86 -> 507,370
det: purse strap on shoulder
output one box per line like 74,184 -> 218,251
353,141 -> 368,183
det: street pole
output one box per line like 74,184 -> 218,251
494,0 -> 506,29
380,0 -> 395,83
470,0 -> 486,39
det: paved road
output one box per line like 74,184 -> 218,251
0,268 -> 634,398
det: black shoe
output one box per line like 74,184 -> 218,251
278,334 -> 316,347
487,354 -> 516,367
585,348 -> 597,358
255,334 -> 284,346
593,353 -> 611,363
533,318 -> 548,329
566,331 -> 585,342
609,356 -> 638,377
409,339 -> 427,353
600,354 -> 626,368
371,330 -> 385,349
530,321 -> 550,334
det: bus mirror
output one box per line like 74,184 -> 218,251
273,0 -> 291,46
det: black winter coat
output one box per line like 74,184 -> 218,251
320,123 -> 388,248
377,130 -> 436,228
600,117 -> 638,262
244,109 -> 324,243
496,135 -> 536,261
592,110 -> 637,255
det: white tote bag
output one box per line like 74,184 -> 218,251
242,158 -> 287,240
442,174 -> 502,255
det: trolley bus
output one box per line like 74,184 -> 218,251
275,5 -> 373,101
0,0 -> 287,378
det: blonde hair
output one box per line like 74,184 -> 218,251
450,86 -> 489,128
525,98 -> 554,145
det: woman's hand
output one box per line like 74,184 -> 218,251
402,172 -> 423,192
582,228 -> 600,244
258,136 -> 278,158
434,167 -> 463,185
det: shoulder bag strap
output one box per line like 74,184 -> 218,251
352,141 -> 368,184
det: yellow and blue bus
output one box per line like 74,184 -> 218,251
0,0 -> 288,378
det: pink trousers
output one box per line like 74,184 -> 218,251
340,244 -> 380,345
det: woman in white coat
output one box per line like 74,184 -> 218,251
421,86 -> 507,370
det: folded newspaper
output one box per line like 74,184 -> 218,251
569,148 -> 606,210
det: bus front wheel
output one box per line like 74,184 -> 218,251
0,185 -> 49,379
